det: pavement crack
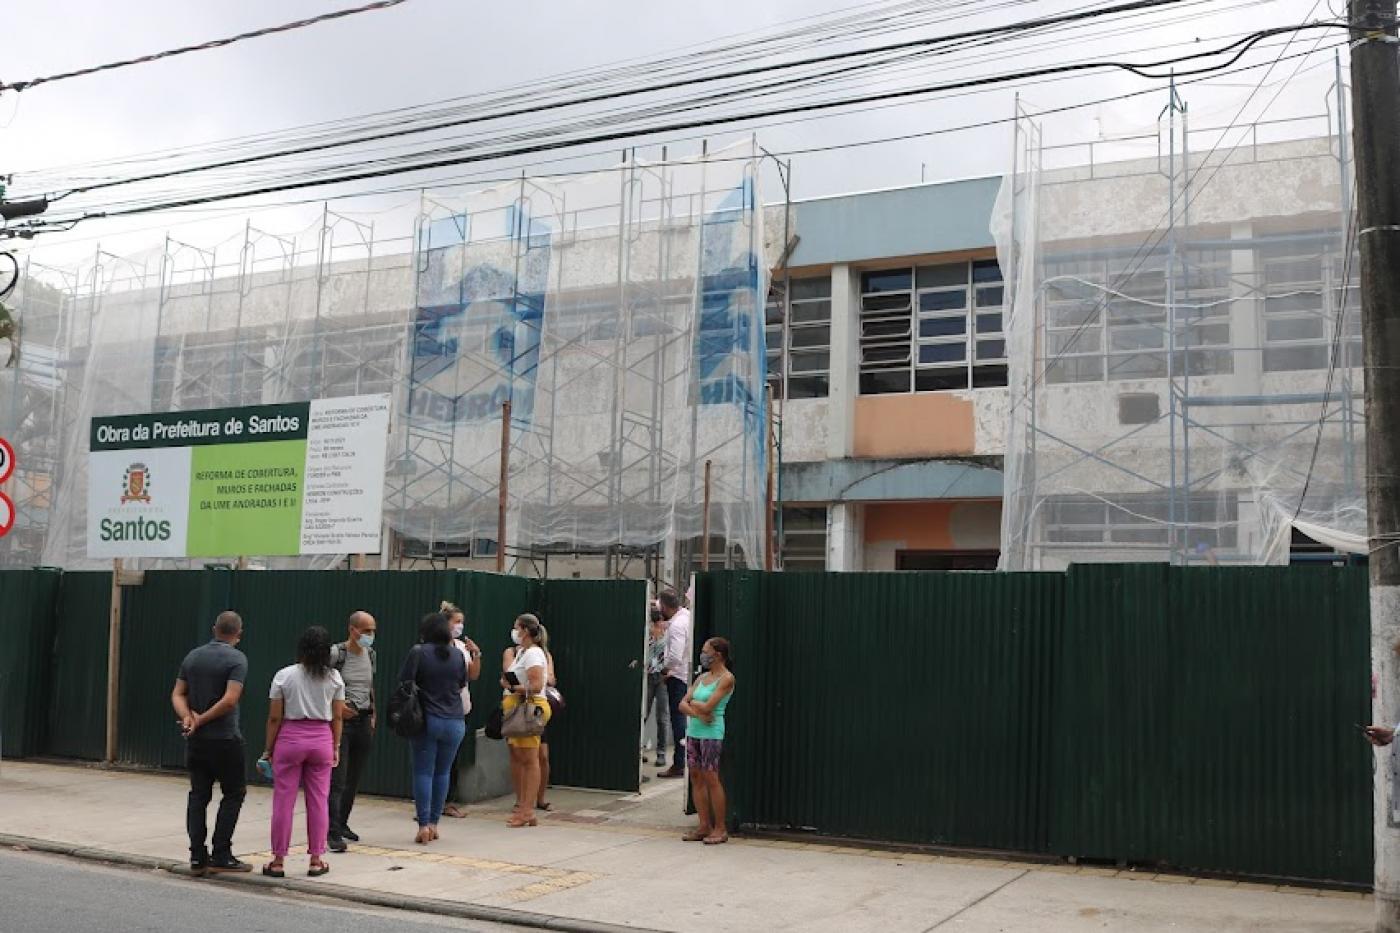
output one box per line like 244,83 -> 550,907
920,868 -> 1030,932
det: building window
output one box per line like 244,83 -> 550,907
1044,250 -> 1233,384
1259,240 -> 1360,373
1042,491 -> 1238,552
858,259 -> 1005,394
766,276 -> 831,400
780,506 -> 827,570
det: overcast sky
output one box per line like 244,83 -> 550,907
0,0 -> 1345,266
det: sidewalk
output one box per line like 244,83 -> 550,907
0,760 -> 1371,932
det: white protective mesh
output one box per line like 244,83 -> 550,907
995,101 -> 1363,570
0,144 -> 770,571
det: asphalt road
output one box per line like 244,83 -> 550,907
0,848 -> 531,933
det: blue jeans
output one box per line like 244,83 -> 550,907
410,715 -> 466,827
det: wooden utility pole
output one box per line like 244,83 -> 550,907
104,558 -> 122,764
496,400 -> 511,573
1351,1 -> 1400,929
701,460 -> 712,570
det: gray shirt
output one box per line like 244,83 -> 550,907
177,640 -> 248,741
331,642 -> 375,711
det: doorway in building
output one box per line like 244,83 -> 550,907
895,550 -> 999,571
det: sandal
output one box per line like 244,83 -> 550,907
442,804 -> 467,819
703,833 -> 730,846
536,801 -> 552,811
682,829 -> 709,842
428,825 -> 440,841
415,827 -> 432,845
506,815 -> 538,828
261,862 -> 285,878
307,861 -> 330,877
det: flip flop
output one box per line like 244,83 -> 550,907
682,829 -> 708,842
261,862 -> 285,878
307,862 -> 330,877
703,834 -> 730,846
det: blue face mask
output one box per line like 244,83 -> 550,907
357,633 -> 375,649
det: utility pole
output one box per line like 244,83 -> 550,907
1351,1 -> 1400,929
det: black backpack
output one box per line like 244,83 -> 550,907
386,646 -> 425,738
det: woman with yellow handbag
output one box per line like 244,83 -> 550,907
498,613 -> 551,828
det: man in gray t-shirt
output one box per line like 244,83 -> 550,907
327,610 -> 377,851
171,611 -> 250,875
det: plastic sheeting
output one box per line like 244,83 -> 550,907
995,103 -> 1363,570
0,144 -> 769,571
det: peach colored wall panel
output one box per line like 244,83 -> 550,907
853,394 -> 976,459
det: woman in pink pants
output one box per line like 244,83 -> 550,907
258,626 -> 345,878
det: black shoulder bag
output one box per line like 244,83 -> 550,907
387,646 -> 426,738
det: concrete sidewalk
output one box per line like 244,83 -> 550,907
0,761 -> 1371,932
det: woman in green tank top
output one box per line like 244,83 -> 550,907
679,637 -> 735,845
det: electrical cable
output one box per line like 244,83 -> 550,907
5,38 -> 1346,240
49,0 -> 1200,201
14,25 -> 1350,235
0,0 -> 413,94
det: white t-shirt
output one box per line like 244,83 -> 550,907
270,663 -> 345,721
508,645 -> 548,695
453,640 -> 473,716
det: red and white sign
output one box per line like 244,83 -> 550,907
0,436 -> 13,537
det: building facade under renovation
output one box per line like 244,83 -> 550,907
0,103 -> 1364,577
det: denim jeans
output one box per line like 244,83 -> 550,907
410,714 -> 466,827
186,736 -> 246,862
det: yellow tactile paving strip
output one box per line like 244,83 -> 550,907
240,843 -> 600,903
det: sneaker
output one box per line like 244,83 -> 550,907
341,828 -> 360,843
327,834 -> 348,853
189,858 -> 209,877
656,756 -> 668,769
208,856 -> 253,874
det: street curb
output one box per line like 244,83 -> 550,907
0,832 -> 663,933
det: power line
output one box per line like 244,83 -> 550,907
16,23 -> 1349,236
0,0 -> 412,94
5,36 -> 1346,240
50,0 -> 1195,201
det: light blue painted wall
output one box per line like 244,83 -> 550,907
786,176 -> 1002,268
780,458 -> 1003,504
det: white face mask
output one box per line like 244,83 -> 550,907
451,623 -> 464,640
511,628 -> 523,646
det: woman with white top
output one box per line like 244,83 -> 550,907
260,626 -> 346,878
498,613 -> 551,828
440,600 -> 481,819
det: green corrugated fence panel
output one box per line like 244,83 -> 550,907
0,569 -> 62,758
701,569 -> 1063,853
228,569 -> 470,799
44,571 -> 113,760
1052,564 -> 1371,885
537,579 -> 648,793
118,569 -> 233,769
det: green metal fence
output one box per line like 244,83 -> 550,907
538,579 -> 648,793
44,571 -> 112,760
696,565 -> 1372,885
1,568 -> 62,758
1051,564 -> 1371,884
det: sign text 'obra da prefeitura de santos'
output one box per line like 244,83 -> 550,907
87,394 -> 391,558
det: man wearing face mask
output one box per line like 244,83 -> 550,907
441,600 -> 481,818
327,610 -> 376,853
